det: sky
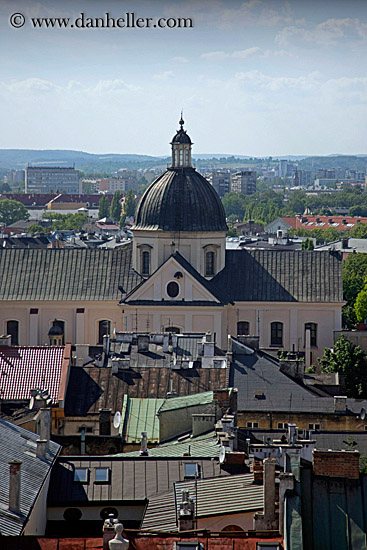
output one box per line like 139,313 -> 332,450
1,0 -> 367,157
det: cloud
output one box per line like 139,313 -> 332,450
153,71 -> 175,80
276,18 -> 367,47
233,70 -> 321,91
172,56 -> 189,64
201,46 -> 291,61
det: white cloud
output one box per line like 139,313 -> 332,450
153,71 -> 175,80
200,46 -> 291,61
172,56 -> 189,64
276,18 -> 367,47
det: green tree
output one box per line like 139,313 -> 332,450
350,223 -> 367,239
51,212 -> 88,231
318,335 -> 367,398
98,195 -> 110,219
0,182 -> 11,193
354,278 -> 367,322
342,253 -> 367,328
226,226 -> 238,237
301,238 -> 314,250
0,199 -> 29,226
110,190 -> 122,223
120,190 -> 136,227
222,192 -> 246,219
28,224 -> 45,235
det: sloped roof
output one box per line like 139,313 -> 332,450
142,473 -> 264,531
212,250 -> 343,303
118,431 -> 221,459
158,391 -> 214,414
65,366 -> 228,416
0,345 -> 70,405
0,247 -> 142,301
121,396 -> 164,444
0,418 -> 60,535
48,455 -> 227,504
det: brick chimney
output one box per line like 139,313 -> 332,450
253,459 -> 277,531
313,449 -> 360,479
9,461 -> 22,514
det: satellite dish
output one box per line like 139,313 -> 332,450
361,408 -> 366,420
113,411 -> 121,429
219,446 -> 226,464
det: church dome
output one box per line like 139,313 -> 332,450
134,167 -> 227,232
171,129 -> 192,144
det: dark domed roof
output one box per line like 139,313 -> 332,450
171,129 -> 192,144
48,324 -> 63,336
133,167 -> 227,232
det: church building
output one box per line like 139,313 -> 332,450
0,119 -> 343,361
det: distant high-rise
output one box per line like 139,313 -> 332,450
25,167 -> 79,194
207,171 -> 230,198
279,159 -> 288,178
230,170 -> 257,195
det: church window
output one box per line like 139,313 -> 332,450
179,149 -> 184,165
6,320 -> 19,345
167,281 -> 180,298
271,322 -> 283,346
98,320 -> 111,345
237,321 -> 249,336
141,250 -> 150,276
304,323 -> 317,347
205,251 -> 215,277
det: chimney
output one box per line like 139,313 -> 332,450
279,358 -> 305,380
140,431 -> 148,456
253,458 -> 277,530
9,461 -> 22,514
99,408 -> 112,435
334,395 -> 347,413
36,439 -> 48,459
287,423 -> 297,444
179,489 -> 195,531
37,408 -> 51,441
313,449 -> 360,479
192,413 -> 216,437
0,334 -> 11,346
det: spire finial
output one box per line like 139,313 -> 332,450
179,110 -> 184,129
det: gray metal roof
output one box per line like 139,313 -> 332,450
232,352 -> 367,414
142,473 -> 264,531
117,431 -> 222,459
0,247 -> 142,301
0,418 -> 60,535
213,249 -> 343,303
48,456 -> 227,505
158,391 -> 214,414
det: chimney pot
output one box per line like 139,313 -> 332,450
9,460 -> 22,514
36,439 -> 48,459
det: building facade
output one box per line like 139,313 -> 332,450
25,167 -> 80,194
0,120 -> 343,359
230,170 -> 257,195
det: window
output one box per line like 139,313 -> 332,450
247,422 -> 259,428
141,250 -> 150,276
6,320 -> 19,345
256,544 -> 281,550
63,508 -> 82,521
176,544 -> 202,550
165,326 -> 181,333
167,281 -> 179,298
73,468 -> 89,483
95,467 -> 110,483
278,422 -> 288,429
308,423 -> 320,431
205,251 -> 215,277
237,321 -> 249,336
271,322 -> 283,346
98,320 -> 111,345
305,323 -> 317,347
184,463 -> 199,479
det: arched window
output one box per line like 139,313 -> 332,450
98,320 -> 111,345
6,320 -> 19,345
305,323 -> 317,347
166,281 -> 180,298
164,326 -> 181,334
271,322 -> 283,346
141,250 -> 150,276
237,321 -> 249,336
205,251 -> 215,277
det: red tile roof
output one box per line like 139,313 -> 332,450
281,215 -> 367,231
0,345 -> 71,405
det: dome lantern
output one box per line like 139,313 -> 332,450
170,114 -> 192,168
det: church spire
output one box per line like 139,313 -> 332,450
170,114 -> 192,168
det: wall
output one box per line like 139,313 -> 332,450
159,402 -> 217,442
23,468 -> 52,535
238,411 -> 367,432
197,511 -> 256,532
